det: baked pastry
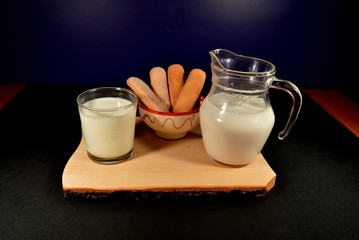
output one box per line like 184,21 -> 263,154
167,64 -> 185,108
150,67 -> 171,110
172,69 -> 206,113
126,76 -> 169,112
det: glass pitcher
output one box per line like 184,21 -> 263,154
200,49 -> 302,166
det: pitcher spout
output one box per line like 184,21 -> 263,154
209,49 -> 237,74
209,49 -> 276,77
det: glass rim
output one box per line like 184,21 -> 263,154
77,87 -> 138,112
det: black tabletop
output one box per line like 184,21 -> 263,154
0,85 -> 358,240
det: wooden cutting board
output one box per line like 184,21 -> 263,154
62,118 -> 276,200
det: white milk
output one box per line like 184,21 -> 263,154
79,97 -> 136,159
200,93 -> 275,165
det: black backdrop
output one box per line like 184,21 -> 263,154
3,0 -> 357,93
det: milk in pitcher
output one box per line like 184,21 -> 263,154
200,93 -> 275,165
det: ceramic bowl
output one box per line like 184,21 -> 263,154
138,96 -> 203,139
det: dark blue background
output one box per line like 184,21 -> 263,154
3,0 -> 357,91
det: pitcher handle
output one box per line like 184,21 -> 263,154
270,78 -> 302,140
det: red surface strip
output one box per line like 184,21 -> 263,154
0,84 -> 26,110
304,89 -> 359,138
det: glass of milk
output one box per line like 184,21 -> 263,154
77,87 -> 138,164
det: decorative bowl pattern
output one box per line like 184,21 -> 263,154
138,97 -> 203,139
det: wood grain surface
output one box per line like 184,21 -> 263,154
62,118 -> 276,199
